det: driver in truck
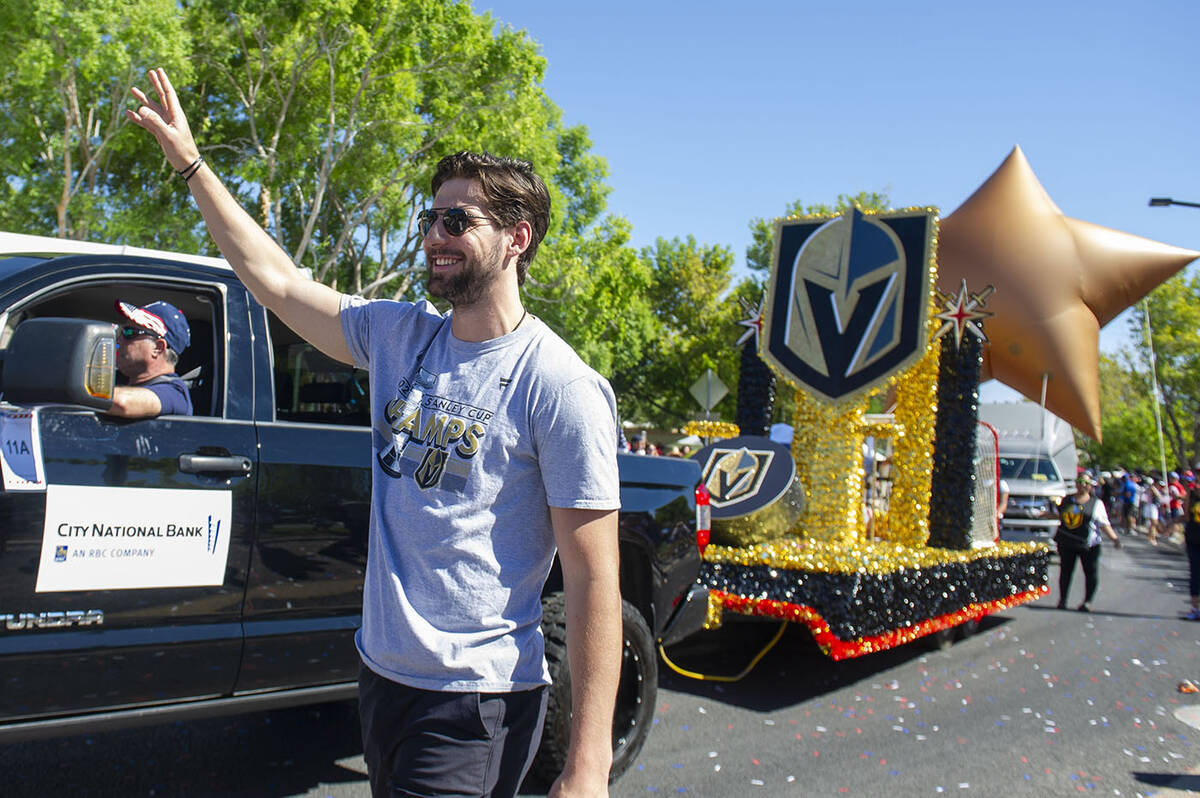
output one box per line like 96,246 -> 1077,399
127,68 -> 621,798
108,299 -> 193,419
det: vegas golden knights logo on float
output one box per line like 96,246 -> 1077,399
695,436 -> 797,518
761,208 -> 935,403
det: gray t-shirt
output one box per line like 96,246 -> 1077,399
340,295 -> 621,691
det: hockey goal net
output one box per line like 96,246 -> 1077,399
971,421 -> 1000,546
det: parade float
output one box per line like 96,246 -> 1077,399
681,147 -> 1199,661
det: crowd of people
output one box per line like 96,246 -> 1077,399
622,431 -> 693,458
1094,468 -> 1196,545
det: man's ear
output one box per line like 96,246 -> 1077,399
508,220 -> 533,259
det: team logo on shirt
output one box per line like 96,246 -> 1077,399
376,367 -> 494,492
414,448 -> 450,489
1062,504 -> 1084,529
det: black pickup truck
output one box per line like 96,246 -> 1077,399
0,233 -> 708,783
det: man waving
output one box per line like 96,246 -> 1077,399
127,68 -> 620,798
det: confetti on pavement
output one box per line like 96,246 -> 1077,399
611,550 -> 1200,797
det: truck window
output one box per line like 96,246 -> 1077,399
0,280 -> 221,416
998,456 -> 1061,482
267,311 -> 369,426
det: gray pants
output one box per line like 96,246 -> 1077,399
358,663 -> 548,797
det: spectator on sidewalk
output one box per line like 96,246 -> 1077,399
1120,471 -> 1139,533
1167,472 -> 1186,538
1144,478 -> 1166,545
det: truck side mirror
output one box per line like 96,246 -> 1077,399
2,318 -> 116,410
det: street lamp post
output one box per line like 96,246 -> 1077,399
1142,195 -> 1197,477
1141,300 -> 1170,485
1149,197 -> 1200,208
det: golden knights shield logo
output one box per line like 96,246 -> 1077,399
414,447 -> 450,489
694,436 -> 798,519
761,208 -> 936,403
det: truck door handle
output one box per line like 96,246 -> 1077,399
179,453 -> 253,475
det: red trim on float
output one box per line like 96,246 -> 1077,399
711,585 -> 1049,661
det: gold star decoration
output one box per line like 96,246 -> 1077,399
933,280 -> 994,349
937,146 -> 1198,440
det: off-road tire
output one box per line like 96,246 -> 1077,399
532,592 -> 658,784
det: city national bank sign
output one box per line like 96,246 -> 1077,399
35,485 -> 232,592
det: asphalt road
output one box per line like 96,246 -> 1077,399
6,535 -> 1200,797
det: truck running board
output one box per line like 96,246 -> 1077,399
0,682 -> 359,744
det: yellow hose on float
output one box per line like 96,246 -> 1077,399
657,622 -> 788,683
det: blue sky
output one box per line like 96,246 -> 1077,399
481,0 -> 1199,386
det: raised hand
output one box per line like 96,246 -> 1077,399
125,68 -> 200,172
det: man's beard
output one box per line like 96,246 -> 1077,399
426,240 -> 504,307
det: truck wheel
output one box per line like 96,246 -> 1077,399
533,592 -> 658,784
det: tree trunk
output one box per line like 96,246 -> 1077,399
259,185 -> 271,229
57,70 -> 76,238
1162,395 -> 1189,470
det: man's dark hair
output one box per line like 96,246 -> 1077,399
432,151 -> 551,286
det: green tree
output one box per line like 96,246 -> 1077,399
187,0 -> 572,298
745,191 -> 891,275
1077,353 -> 1161,471
1128,273 -> 1200,469
0,0 -> 193,243
0,0 -> 651,384
182,0 -> 650,382
611,236 -> 756,426
525,216 -> 657,382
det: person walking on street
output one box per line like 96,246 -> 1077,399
1168,472 -> 1186,539
1183,482 -> 1200,621
126,68 -> 621,798
1120,471 -> 1139,534
1144,478 -> 1165,545
1055,473 -> 1122,613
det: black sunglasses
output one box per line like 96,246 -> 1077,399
120,326 -> 160,340
417,208 -> 492,237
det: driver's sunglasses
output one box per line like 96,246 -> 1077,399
417,208 -> 491,238
120,326 -> 160,341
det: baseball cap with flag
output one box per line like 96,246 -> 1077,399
115,300 -> 190,355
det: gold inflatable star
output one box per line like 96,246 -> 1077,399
937,146 -> 1198,440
